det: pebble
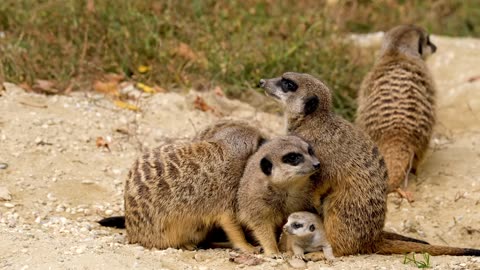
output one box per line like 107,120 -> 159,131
0,186 -> 12,201
0,163 -> 8,170
105,209 -> 114,216
4,202 -> 15,208
76,247 -> 85,254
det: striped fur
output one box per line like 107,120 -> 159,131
356,25 -> 437,195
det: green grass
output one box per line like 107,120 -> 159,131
403,252 -> 432,268
0,0 -> 479,119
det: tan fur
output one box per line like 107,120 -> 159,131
260,71 -> 480,257
124,120 -> 265,252
237,136 -> 320,256
356,25 -> 437,196
279,211 -> 334,261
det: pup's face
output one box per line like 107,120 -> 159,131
257,136 -> 320,186
383,24 -> 437,60
258,72 -> 331,116
283,212 -> 319,238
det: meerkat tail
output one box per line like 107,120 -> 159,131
377,239 -> 480,256
98,216 -> 125,228
378,140 -> 414,193
381,231 -> 429,245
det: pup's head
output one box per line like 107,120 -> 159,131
259,72 -> 332,118
255,135 -> 320,187
283,211 -> 323,238
381,24 -> 437,60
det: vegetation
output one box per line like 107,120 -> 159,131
403,252 -> 432,268
1,0 -> 479,119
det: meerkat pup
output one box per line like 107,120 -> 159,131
122,120 -> 265,252
356,24 -> 437,201
279,211 -> 335,261
237,135 -> 320,256
259,72 -> 480,257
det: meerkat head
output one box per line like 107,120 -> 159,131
381,24 -> 437,60
196,120 -> 267,157
255,136 -> 320,187
259,72 -> 332,118
283,211 -> 322,238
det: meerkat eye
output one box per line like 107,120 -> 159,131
309,225 -> 315,232
308,146 -> 315,156
280,78 -> 298,92
292,222 -> 303,229
282,152 -> 304,166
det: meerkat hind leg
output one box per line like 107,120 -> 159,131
396,154 -> 415,202
252,223 -> 281,257
218,214 -> 256,254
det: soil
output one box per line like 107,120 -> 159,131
0,34 -> 479,270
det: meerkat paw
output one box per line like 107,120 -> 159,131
288,257 -> 307,269
235,243 -> 259,254
304,251 -> 326,262
181,243 -> 197,251
292,254 -> 306,261
396,188 -> 415,203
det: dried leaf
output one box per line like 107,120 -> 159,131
229,253 -> 264,266
467,75 -> 480,83
33,79 -> 58,94
176,42 -> 197,61
136,82 -> 155,94
213,86 -> 224,97
137,65 -> 151,74
154,85 -> 167,93
18,83 -> 33,92
93,81 -> 119,96
86,0 -> 95,13
95,136 -> 110,151
193,96 -> 214,112
104,73 -> 125,83
114,100 -> 140,111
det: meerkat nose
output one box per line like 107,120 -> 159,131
313,162 -> 320,170
258,79 -> 266,88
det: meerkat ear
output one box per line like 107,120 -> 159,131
418,35 -> 424,55
258,137 -> 267,147
309,224 -> 315,232
304,96 -> 319,115
260,157 -> 273,176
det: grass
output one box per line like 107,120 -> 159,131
1,0 -> 479,119
403,252 -> 432,268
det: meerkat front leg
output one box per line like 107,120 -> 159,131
291,244 -> 306,260
251,223 -> 280,257
323,244 -> 335,261
218,214 -> 257,254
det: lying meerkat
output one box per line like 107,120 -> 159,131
102,120 -> 265,252
259,72 -> 480,257
237,135 -> 320,256
356,24 -> 437,201
279,211 -> 334,261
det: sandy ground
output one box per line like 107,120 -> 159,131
1,34 -> 480,270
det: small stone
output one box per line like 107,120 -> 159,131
4,202 -> 14,208
75,247 -> 85,254
105,209 -> 113,216
0,186 -> 12,201
21,248 -> 28,253
81,180 -> 94,185
47,193 -> 57,201
0,163 -> 8,170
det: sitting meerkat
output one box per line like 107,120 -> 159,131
237,135 -> 320,256
259,72 -> 480,257
121,120 -> 265,252
356,24 -> 437,201
279,211 -> 334,261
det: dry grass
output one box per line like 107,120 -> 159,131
0,0 -> 478,119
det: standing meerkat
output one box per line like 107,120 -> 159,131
102,121 -> 265,252
279,211 -> 335,261
237,135 -> 320,256
356,24 -> 437,201
259,72 -> 480,257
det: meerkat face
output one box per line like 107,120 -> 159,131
283,212 -> 320,238
382,24 -> 437,60
259,72 -> 332,117
258,136 -> 320,186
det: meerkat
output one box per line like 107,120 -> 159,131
237,135 -> 320,256
356,25 -> 437,201
279,211 -> 334,261
101,120 -> 265,252
259,72 -> 480,257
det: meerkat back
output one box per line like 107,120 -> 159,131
356,24 -> 437,200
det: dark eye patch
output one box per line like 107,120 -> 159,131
292,222 -> 303,229
260,157 -> 273,176
280,78 -> 298,92
309,225 -> 315,232
282,152 -> 304,166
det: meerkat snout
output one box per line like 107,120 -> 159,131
258,79 -> 266,88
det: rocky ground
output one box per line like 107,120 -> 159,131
0,34 -> 480,270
